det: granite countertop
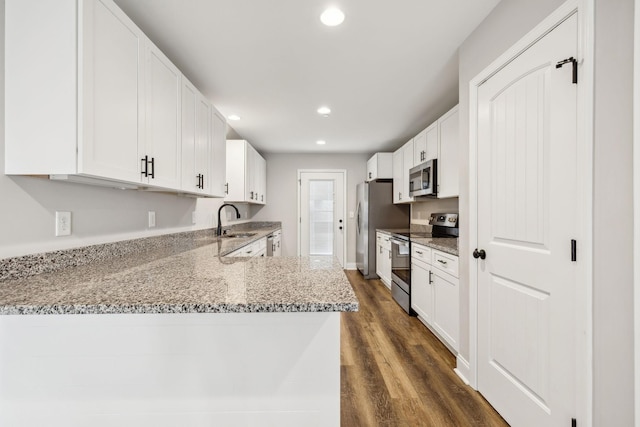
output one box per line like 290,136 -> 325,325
0,224 -> 359,315
376,228 -> 459,256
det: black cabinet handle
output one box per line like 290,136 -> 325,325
428,270 -> 433,284
149,157 -> 155,179
141,155 -> 149,177
473,249 -> 486,260
201,174 -> 204,189
225,183 -> 229,194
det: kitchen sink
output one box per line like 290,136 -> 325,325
222,232 -> 257,238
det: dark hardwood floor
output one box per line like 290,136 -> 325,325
340,270 -> 509,427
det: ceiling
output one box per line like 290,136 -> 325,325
114,0 -> 500,154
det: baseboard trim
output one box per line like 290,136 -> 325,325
344,263 -> 357,270
455,354 -> 472,387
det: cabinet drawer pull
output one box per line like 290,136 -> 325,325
415,250 -> 423,255
437,259 -> 448,265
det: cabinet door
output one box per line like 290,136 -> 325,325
80,0 -> 143,182
376,240 -> 384,279
257,154 -> 267,204
225,140 -> 247,202
437,105 -> 459,198
411,260 -> 433,323
432,270 -> 459,352
144,42 -> 181,189
181,78 -> 198,192
402,140 -> 415,203
425,122 -> 439,162
210,108 -> 227,197
246,144 -> 256,201
413,129 -> 427,165
366,156 -> 376,182
392,148 -> 403,203
194,95 -> 211,193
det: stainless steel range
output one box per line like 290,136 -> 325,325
390,213 -> 458,314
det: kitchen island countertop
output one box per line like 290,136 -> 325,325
0,226 -> 358,315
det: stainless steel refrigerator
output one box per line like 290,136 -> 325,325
356,181 -> 410,279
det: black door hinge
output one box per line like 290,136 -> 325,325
571,240 -> 577,262
572,418 -> 577,427
556,57 -> 578,84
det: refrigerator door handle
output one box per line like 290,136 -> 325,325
356,202 -> 361,234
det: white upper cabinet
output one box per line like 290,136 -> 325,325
436,105 -> 459,198
210,108 -> 228,198
143,42 -> 181,189
366,153 -> 393,181
80,0 -> 143,183
391,104 -> 459,202
402,140 -> 415,203
5,0 -> 226,198
225,140 -> 266,205
393,140 -> 415,204
181,77 -> 217,196
392,149 -> 403,204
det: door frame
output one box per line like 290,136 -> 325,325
634,0 -> 640,422
467,0 -> 593,424
296,169 -> 348,267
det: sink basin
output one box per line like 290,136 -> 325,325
222,232 -> 257,239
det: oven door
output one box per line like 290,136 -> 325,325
390,237 -> 411,313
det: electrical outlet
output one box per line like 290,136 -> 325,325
148,211 -> 156,228
55,211 -> 71,236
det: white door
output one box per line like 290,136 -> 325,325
299,171 -> 345,267
476,13 -> 578,426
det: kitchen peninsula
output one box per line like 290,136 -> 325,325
0,225 -> 358,426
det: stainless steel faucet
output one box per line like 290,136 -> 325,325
217,204 -> 241,236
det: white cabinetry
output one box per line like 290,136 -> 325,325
272,230 -> 282,257
366,153 -> 393,181
392,149 -> 403,204
411,245 -> 433,324
226,237 -> 268,257
391,104 -> 459,203
436,105 -> 459,198
210,108 -> 227,197
5,0 -> 226,198
181,77 -> 210,195
375,232 -> 392,288
414,122 -> 438,165
143,42 -> 181,189
225,140 -> 266,204
410,243 -> 459,353
392,140 -> 415,204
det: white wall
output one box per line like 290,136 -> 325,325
251,153 -> 369,266
592,0 -> 634,424
458,0 -> 634,424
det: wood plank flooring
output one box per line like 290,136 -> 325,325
340,270 -> 509,427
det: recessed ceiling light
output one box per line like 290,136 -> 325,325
317,106 -> 331,116
320,8 -> 345,27
316,140 -> 326,145
228,114 -> 241,121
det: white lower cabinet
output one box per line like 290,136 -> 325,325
411,243 -> 459,353
226,237 -> 268,258
376,232 -> 392,288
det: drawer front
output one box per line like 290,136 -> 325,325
432,250 -> 458,277
381,234 -> 391,251
411,244 -> 431,264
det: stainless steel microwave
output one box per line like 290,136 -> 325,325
409,159 -> 437,197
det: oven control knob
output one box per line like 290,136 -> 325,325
473,249 -> 486,260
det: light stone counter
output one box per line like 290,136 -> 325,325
0,224 -> 358,315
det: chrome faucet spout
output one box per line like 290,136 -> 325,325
217,204 -> 241,236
